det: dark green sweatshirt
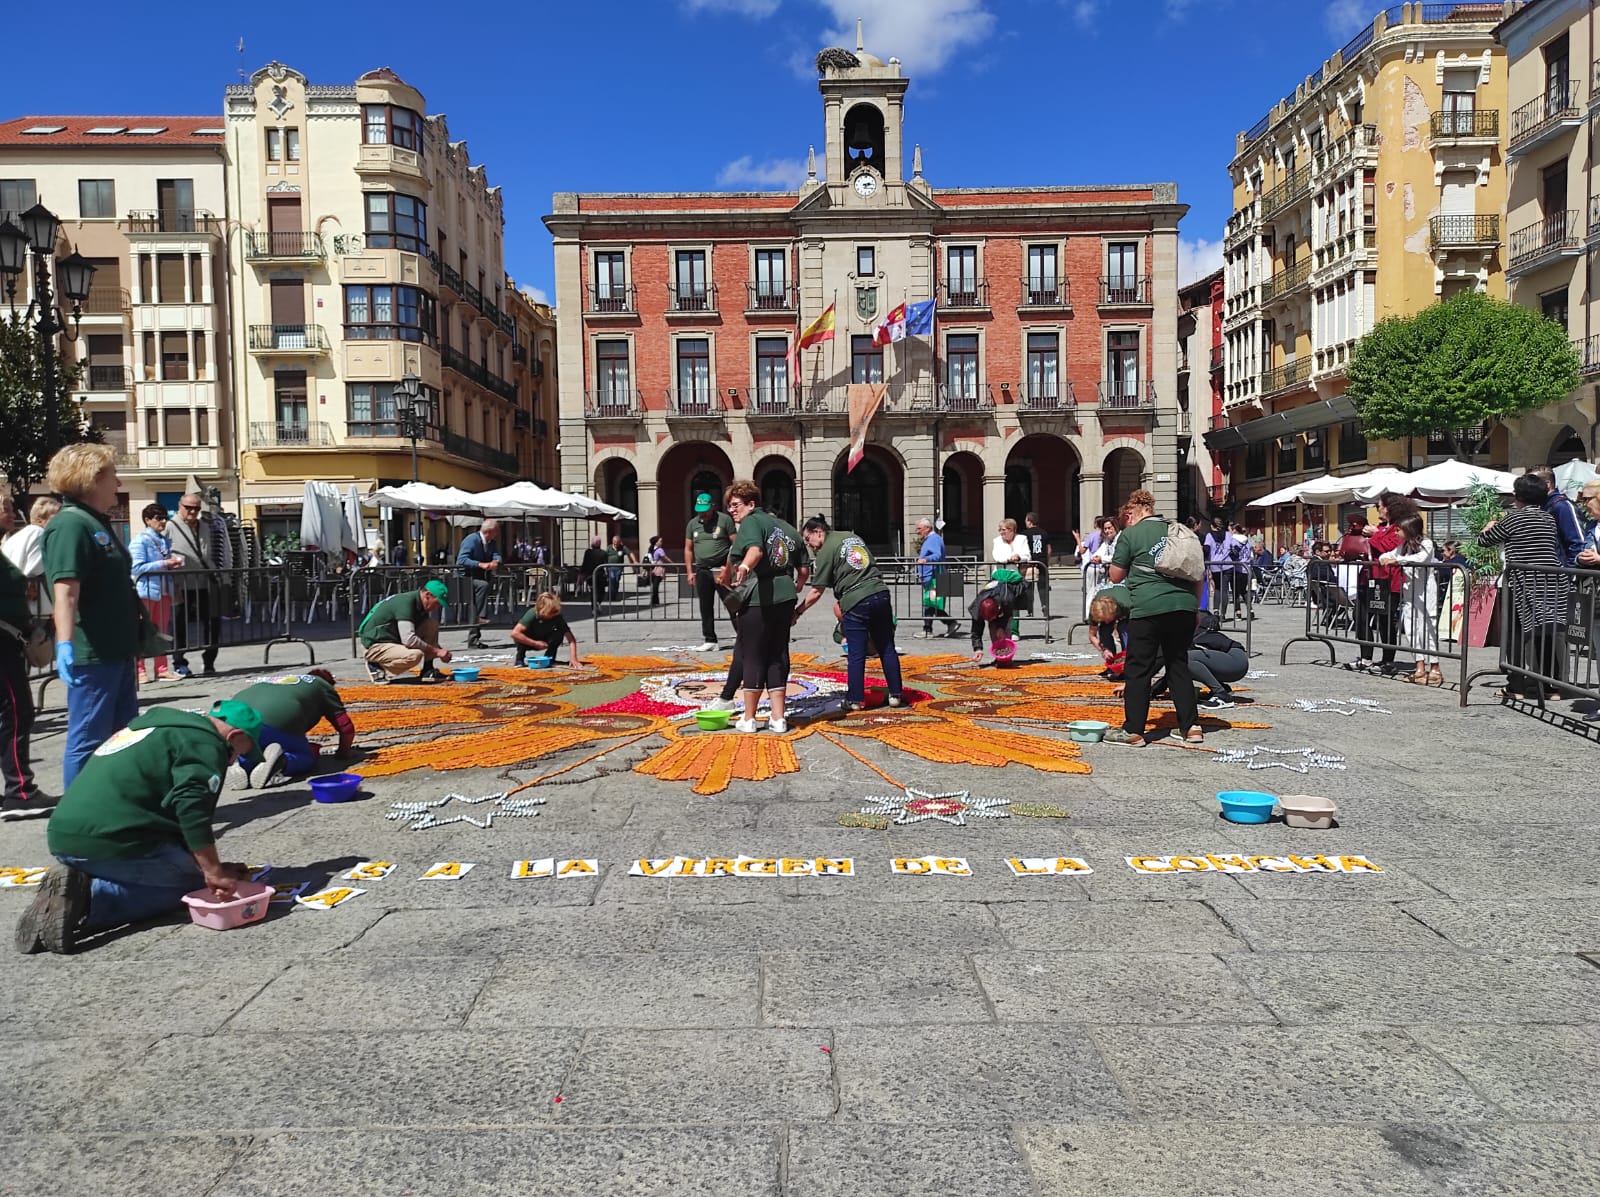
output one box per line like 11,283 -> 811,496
48,708 -> 233,860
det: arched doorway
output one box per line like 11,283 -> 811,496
1004,435 -> 1081,538
1102,447 -> 1146,516
596,458 -> 638,544
754,456 -> 797,525
657,441 -> 735,545
940,450 -> 984,555
1550,425 -> 1586,466
832,445 -> 903,554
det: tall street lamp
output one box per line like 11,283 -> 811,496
393,371 -> 428,483
0,204 -> 96,448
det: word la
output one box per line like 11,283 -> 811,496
891,856 -> 972,877
629,856 -> 855,878
1126,854 -> 1384,874
511,859 -> 599,879
1006,857 -> 1094,876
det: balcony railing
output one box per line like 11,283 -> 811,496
1096,381 -> 1157,411
666,388 -> 723,417
439,261 -> 462,295
441,345 -> 516,400
245,230 -> 324,260
250,420 -> 336,447
1429,109 -> 1499,140
585,388 -> 642,418
1259,358 -> 1312,396
247,324 -> 330,352
800,383 -> 939,414
1017,381 -> 1076,412
441,429 -> 518,474
81,285 -> 129,315
588,285 -> 635,314
1590,195 -> 1600,240
1574,335 -> 1600,378
1259,259 -> 1311,303
124,209 -> 218,235
937,382 -> 995,413
463,281 -> 484,312
938,279 -> 989,309
742,387 -> 796,416
512,343 -> 528,365
532,357 -> 545,379
1509,79 -> 1583,153
347,420 -> 439,440
746,282 -> 794,312
82,364 -> 132,392
1099,275 -> 1152,306
1018,277 -> 1070,308
667,284 -> 717,314
1261,166 -> 1310,216
514,409 -> 532,431
1509,211 -> 1580,270
1428,214 -> 1499,249
1210,344 -> 1225,371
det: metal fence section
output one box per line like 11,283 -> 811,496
1283,559 -> 1474,706
1059,562 -> 1253,657
345,565 -> 562,657
149,566 -> 315,668
1464,564 -> 1600,725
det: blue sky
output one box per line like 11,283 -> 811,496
10,0 -> 1382,300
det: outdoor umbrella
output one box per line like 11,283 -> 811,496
1379,458 -> 1517,500
1554,460 -> 1596,497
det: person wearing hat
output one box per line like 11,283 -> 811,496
225,669 -> 357,789
684,492 -> 736,652
358,580 -> 453,683
15,699 -> 263,955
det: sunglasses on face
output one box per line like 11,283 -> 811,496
180,506 -> 200,513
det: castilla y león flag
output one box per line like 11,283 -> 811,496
846,382 -> 888,472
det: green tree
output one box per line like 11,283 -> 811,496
0,312 -> 96,498
1345,290 -> 1579,461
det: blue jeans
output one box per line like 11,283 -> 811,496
251,723 -> 316,775
64,659 -> 139,788
606,567 -> 621,601
843,590 -> 902,704
55,841 -> 202,933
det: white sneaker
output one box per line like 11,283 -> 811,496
249,743 -> 285,789
225,761 -> 250,791
767,718 -> 789,735
734,717 -> 759,734
695,641 -> 718,652
703,697 -> 739,712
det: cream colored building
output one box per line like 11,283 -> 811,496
506,280 -> 558,486
0,115 -> 231,527
225,63 -> 528,540
1213,2 -> 1516,542
1498,0 -> 1599,466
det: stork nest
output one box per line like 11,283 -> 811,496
815,48 -> 861,72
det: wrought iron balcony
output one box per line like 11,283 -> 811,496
247,324 -> 330,353
441,345 -> 516,400
512,343 -> 528,365
464,281 -> 484,311
938,279 -> 989,310
1096,380 -> 1157,411
124,209 -> 219,235
588,285 -> 635,315
938,381 -> 994,413
584,388 -> 642,418
666,388 -> 723,417
1429,109 -> 1499,141
1260,166 -> 1310,217
1509,211 -> 1581,273
1574,334 -> 1600,378
667,284 -> 717,314
81,285 -> 129,315
1018,277 -> 1070,308
742,387 -> 796,416
441,429 -> 519,474
1428,214 -> 1499,249
250,420 -> 336,447
1509,79 -> 1583,156
746,282 -> 794,312
438,261 -> 462,295
1099,275 -> 1152,307
1017,381 -> 1076,412
81,364 -> 132,392
532,357 -> 545,379
1258,358 -> 1312,397
245,231 -> 324,260
514,409 -> 532,430
1210,344 -> 1224,372
1259,259 -> 1310,303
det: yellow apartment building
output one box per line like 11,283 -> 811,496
1211,2 -> 1517,544
505,281 -> 558,486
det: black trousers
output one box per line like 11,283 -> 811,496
0,638 -> 37,803
720,610 -> 744,700
1122,610 -> 1200,737
739,600 -> 795,693
1359,586 -> 1399,665
173,583 -> 219,669
694,567 -> 721,643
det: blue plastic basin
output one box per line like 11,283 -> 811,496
310,773 -> 362,803
1217,790 -> 1277,825
525,658 -> 553,669
452,666 -> 481,682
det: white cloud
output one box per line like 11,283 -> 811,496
1324,0 -> 1368,37
681,0 -> 781,16
718,155 -> 810,189
1179,237 -> 1224,287
1070,0 -> 1100,30
527,286 -> 550,306
817,0 -> 996,74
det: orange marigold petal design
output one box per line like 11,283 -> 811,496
832,721 -> 1091,775
354,715 -> 607,779
636,733 -> 799,795
352,705 -> 491,732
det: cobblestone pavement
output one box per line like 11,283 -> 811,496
2,601 -> 1596,1195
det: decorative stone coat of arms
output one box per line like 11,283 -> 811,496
855,285 -> 878,321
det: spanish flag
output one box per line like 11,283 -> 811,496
789,301 -> 836,380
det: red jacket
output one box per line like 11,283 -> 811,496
1368,524 -> 1404,593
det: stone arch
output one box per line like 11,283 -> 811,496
658,440 -> 735,542
1004,434 -> 1083,538
1100,445 -> 1147,515
940,450 -> 985,554
1549,424 -> 1586,466
752,455 -> 798,526
830,442 -> 905,554
594,456 -> 638,542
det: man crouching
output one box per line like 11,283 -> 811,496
15,699 -> 264,955
358,579 -> 453,684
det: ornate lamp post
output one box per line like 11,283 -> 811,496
392,371 -> 429,483
0,204 -> 96,448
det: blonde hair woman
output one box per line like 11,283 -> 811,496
510,590 -> 583,668
1,495 -> 61,616
40,443 -> 146,785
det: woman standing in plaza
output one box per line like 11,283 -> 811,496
723,480 -> 803,734
129,503 -> 183,684
1480,472 -> 1572,700
1381,513 -> 1442,686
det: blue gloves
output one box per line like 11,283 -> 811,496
55,641 -> 78,687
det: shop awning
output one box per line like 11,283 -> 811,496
1204,395 -> 1359,452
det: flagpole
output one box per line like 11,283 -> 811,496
829,288 -> 838,402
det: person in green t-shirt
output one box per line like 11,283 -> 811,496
724,479 -> 802,733
16,699 -> 263,956
226,669 -> 357,789
358,580 -> 453,683
0,494 -> 50,820
511,591 -> 583,667
794,517 -> 903,709
684,493 -> 736,650
40,443 -> 148,787
1104,489 -> 1202,747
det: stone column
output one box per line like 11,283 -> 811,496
982,473 -> 1006,550
633,480 -> 659,549
1079,471 -> 1105,526
183,253 -> 194,305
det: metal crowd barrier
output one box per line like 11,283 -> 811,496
1060,561 -> 1254,658
145,566 -> 315,670
1464,563 -> 1600,727
1283,559 -> 1474,707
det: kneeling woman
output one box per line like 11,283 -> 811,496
511,591 -> 584,668
793,518 -> 903,710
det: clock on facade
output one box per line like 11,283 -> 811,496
852,173 -> 877,197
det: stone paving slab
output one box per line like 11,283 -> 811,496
761,952 -> 992,1027
468,952 -> 760,1029
226,957 -> 498,1033
785,1123 -> 1035,1197
990,898 -> 1243,953
0,1134 -> 249,1197
1206,899 -> 1455,952
1401,898 -> 1600,951
0,960 -> 282,1038
1226,952 -> 1600,1025
1387,1123 -> 1600,1197
833,1024 -> 1129,1122
973,951 -> 1277,1026
0,1038 -> 159,1133
207,1126 -> 783,1197
1091,1026 -> 1496,1121
1407,1024 -> 1600,1120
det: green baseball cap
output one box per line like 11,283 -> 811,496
423,579 -> 449,602
209,700 -> 263,750
694,493 -> 714,513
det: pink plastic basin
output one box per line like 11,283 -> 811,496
991,637 -> 1017,662
181,880 -> 275,930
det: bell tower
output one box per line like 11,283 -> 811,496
818,21 -> 910,204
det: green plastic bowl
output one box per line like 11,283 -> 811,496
1067,720 -> 1110,742
694,709 -> 732,731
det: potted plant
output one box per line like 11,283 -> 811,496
1461,481 -> 1504,648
